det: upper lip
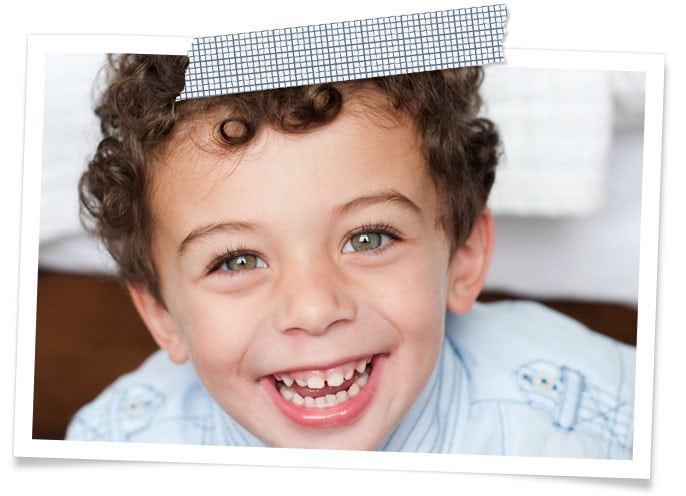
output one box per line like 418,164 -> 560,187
271,354 -> 373,376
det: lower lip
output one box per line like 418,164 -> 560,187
260,355 -> 386,429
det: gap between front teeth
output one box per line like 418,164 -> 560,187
279,371 -> 370,409
274,357 -> 371,390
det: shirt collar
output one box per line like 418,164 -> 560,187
378,333 -> 470,453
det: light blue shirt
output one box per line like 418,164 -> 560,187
66,300 -> 635,458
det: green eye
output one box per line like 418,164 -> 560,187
343,228 -> 399,254
350,232 -> 383,252
208,252 -> 268,274
226,254 -> 264,271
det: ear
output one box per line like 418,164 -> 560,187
446,208 -> 495,314
128,284 -> 190,364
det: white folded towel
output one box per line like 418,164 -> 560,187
481,66 -> 614,217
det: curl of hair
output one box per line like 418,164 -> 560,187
269,85 -> 343,131
80,55 -> 500,298
79,55 -> 188,298
218,117 -> 257,146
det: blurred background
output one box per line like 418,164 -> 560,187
33,54 -> 645,440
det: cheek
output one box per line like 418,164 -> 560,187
168,291 -> 259,378
372,251 -> 449,345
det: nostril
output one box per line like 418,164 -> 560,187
281,317 -> 349,337
272,263 -> 356,335
277,295 -> 355,336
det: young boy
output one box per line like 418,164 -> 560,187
66,54 -> 635,457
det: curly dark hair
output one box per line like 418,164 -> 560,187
80,54 -> 500,301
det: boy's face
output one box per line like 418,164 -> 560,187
132,99 -> 491,450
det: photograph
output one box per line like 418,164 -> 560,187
11,4 -> 663,485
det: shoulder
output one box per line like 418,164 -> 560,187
447,300 -> 636,374
65,350 -> 218,444
446,300 -> 635,458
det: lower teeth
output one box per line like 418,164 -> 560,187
279,371 -> 370,408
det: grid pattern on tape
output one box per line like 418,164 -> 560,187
178,5 -> 507,100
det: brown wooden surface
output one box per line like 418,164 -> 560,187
478,292 -> 638,347
33,271 -> 158,440
32,271 -> 637,441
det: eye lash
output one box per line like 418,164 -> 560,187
206,246 -> 256,275
348,223 -> 403,241
344,223 -> 405,255
205,224 -> 402,274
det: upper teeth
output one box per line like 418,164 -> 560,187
278,371 -> 371,409
274,357 -> 371,389
306,375 -> 325,389
327,372 -> 344,387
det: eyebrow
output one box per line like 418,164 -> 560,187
333,190 -> 422,218
178,221 -> 258,256
178,191 -> 421,256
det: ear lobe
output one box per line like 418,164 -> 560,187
446,208 -> 495,314
128,285 -> 189,364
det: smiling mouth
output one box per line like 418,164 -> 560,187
261,355 -> 383,428
274,356 -> 372,409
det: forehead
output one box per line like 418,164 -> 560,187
148,96 -> 437,235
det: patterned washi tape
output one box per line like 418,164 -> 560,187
178,5 -> 507,100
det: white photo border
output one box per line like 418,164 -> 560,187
14,34 -> 663,480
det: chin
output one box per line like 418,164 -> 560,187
248,354 -> 401,450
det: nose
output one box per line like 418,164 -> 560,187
271,255 -> 356,336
